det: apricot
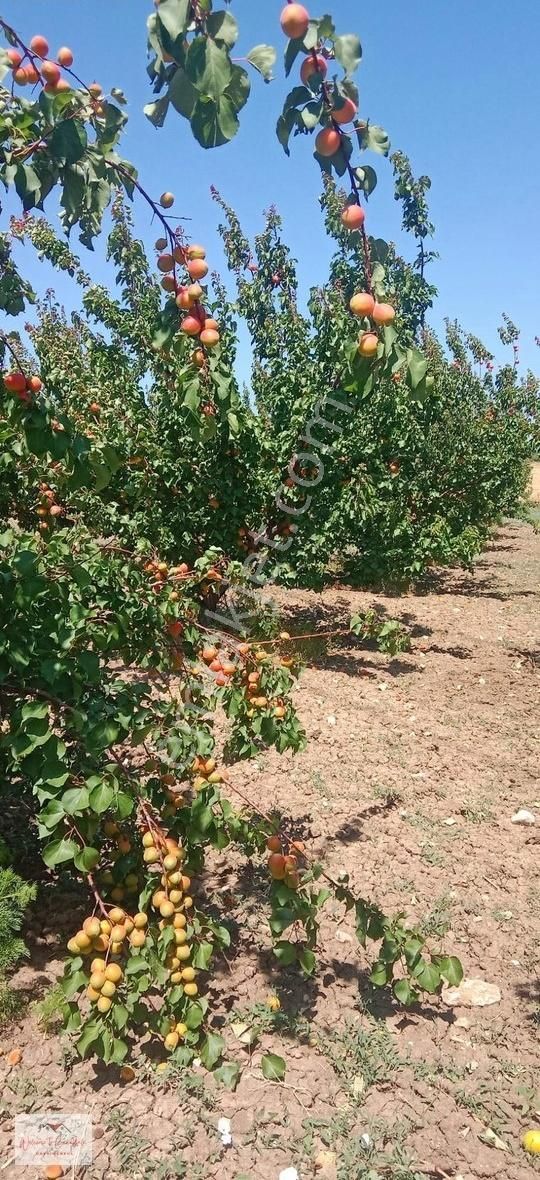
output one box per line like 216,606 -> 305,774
176,288 -> 192,309
30,34 -> 49,57
350,292 -> 375,317
267,835 -> 282,853
157,253 -> 174,273
41,61 -> 61,86
105,963 -> 123,983
187,258 -> 209,281
155,237 -> 168,250
57,47 -> 74,67
200,328 -> 220,347
142,832 -> 155,848
358,332 -> 379,357
27,375 -> 43,394
184,982 -> 198,997
3,372 -> 26,393
372,302 -> 395,325
161,275 -> 176,292
130,929 -> 146,947
268,853 -> 287,880
101,980 -> 116,998
280,3 -> 310,39
187,244 -> 206,260
13,67 -> 29,85
315,127 -> 341,157
300,55 -> 327,85
97,995 -> 112,1013
7,49 -> 22,68
333,97 -> 357,124
181,315 -> 202,337
341,204 -> 365,230
109,907 -> 125,925
160,192 -> 175,208
25,63 -> 41,85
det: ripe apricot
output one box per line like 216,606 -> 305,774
30,34 -> 49,57
91,958 -> 107,974
165,1031 -> 179,1050
57,47 -> 74,67
161,275 -> 176,292
142,832 -> 155,848
173,913 -> 187,929
41,61 -> 61,86
3,372 -> 27,393
372,302 -> 395,325
105,963 -> 123,983
7,49 -> 22,68
155,237 -> 168,250
44,1164 -> 64,1179
27,375 -> 43,392
350,292 -> 375,316
160,900 -> 175,918
133,912 -> 148,930
176,945 -> 191,962
86,972 -> 105,991
280,3 -> 310,39
187,244 -> 206,260
144,847 -> 159,864
157,253 -> 174,273
97,995 -> 112,1013
181,315 -> 202,337
268,853 -> 287,880
74,931 -> 92,951
181,966 -> 196,983
333,97 -> 357,124
300,54 -> 327,85
87,985 -> 100,1002
25,63 -> 41,84
101,980 -> 116,998
315,127 -> 341,157
187,258 -> 209,281
184,982 -> 198,997
267,835 -> 282,852
130,929 -> 146,947
109,907 -> 125,925
341,204 -> 365,230
358,332 -> 379,357
13,67 -> 29,85
160,192 -> 175,208
200,328 -> 220,347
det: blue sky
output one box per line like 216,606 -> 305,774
2,0 -> 539,378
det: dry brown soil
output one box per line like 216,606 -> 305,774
1,522 -> 539,1180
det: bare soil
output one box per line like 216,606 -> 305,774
2,522 -> 539,1180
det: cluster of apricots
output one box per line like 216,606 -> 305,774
142,557 -> 190,600
6,35 -> 99,97
3,369 -> 42,403
67,909 -> 143,1013
266,833 -> 304,890
349,291 -> 396,357
191,753 -> 225,793
201,641 -> 292,717
142,827 -> 200,1019
36,483 -> 62,531
154,224 -> 221,359
279,6 -> 358,146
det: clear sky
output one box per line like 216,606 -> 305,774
2,0 -> 539,378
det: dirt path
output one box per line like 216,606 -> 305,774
530,461 -> 540,504
2,523 -> 539,1180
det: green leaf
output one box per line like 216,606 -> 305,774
358,123 -> 391,156
191,941 -> 213,970
199,1031 -> 225,1069
168,70 -> 198,120
298,947 -> 316,976
394,977 -> 414,1005
334,34 -> 362,76
408,349 -> 428,389
273,939 -> 297,966
261,1052 -> 286,1082
76,1019 -> 102,1057
214,1061 -> 241,1090
88,781 -> 115,814
437,955 -> 463,987
186,37 -> 232,99
49,120 -> 88,165
144,97 -> 170,128
61,786 -> 89,814
206,10 -> 239,47
246,45 -> 277,81
42,838 -> 79,868
74,846 -> 100,873
156,0 -> 191,42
